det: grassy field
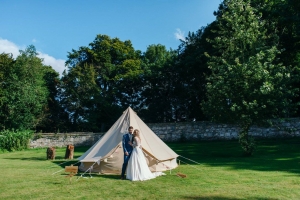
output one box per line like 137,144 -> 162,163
0,138 -> 299,200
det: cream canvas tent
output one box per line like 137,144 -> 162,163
78,107 -> 178,174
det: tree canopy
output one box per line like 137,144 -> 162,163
0,46 -> 51,130
62,35 -> 143,131
202,0 -> 297,154
1,0 -> 299,147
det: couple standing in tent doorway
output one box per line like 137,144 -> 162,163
121,126 -> 164,181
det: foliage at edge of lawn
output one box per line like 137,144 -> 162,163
0,129 -> 33,152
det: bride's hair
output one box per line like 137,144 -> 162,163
133,129 -> 141,140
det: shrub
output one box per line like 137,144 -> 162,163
0,130 -> 33,151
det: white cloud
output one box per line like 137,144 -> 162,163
0,38 -> 22,58
174,28 -> 186,42
37,52 -> 66,76
0,38 -> 65,76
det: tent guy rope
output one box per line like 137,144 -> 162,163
177,159 -> 201,171
76,159 -> 101,181
51,161 -> 80,175
178,155 -> 201,165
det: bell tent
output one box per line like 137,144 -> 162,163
78,107 -> 178,174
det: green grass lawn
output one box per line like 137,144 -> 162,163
0,138 -> 300,200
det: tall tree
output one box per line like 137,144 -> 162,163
175,23 -> 218,121
60,63 -> 101,131
35,66 -> 70,133
250,0 -> 300,66
63,34 -> 143,131
0,46 -> 49,130
248,0 -> 300,115
202,0 -> 296,155
0,53 -> 14,109
139,44 -> 178,122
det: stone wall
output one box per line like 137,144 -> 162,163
148,118 -> 300,141
29,118 -> 300,148
30,132 -> 103,148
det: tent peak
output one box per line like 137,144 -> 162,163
123,106 -> 136,114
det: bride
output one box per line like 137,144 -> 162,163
126,129 -> 164,181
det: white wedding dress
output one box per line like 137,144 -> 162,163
126,137 -> 164,181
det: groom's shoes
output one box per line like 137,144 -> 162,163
120,176 -> 124,180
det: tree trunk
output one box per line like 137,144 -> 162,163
238,122 -> 255,156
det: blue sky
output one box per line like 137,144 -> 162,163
0,0 -> 222,75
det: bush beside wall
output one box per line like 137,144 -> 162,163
0,130 -> 33,151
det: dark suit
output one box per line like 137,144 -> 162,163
121,133 -> 133,177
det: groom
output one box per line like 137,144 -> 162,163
121,126 -> 134,179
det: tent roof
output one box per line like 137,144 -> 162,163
78,107 -> 178,162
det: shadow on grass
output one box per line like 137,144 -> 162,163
3,155 -> 77,161
180,195 -> 277,200
53,173 -> 121,182
2,146 -> 89,163
51,160 -> 81,168
168,138 -> 300,175
3,156 -> 52,161
89,174 -> 120,180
